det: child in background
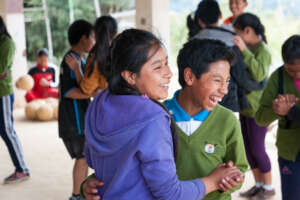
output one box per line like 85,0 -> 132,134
66,16 -> 117,95
233,13 -> 274,199
59,19 -> 95,200
256,35 -> 300,200
25,48 -> 58,102
223,0 -> 248,26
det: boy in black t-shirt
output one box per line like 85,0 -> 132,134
59,19 -> 95,200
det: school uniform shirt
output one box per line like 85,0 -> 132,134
240,41 -> 271,117
256,67 -> 300,162
164,90 -> 249,200
58,50 -> 90,139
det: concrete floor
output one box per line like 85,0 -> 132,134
0,109 -> 282,200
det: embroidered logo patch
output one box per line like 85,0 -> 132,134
282,166 -> 292,175
204,144 -> 215,154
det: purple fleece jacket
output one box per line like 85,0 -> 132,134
84,89 -> 206,200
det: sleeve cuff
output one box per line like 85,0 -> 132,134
194,178 -> 206,199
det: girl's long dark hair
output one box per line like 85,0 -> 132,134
0,16 -> 11,38
87,15 -> 117,77
233,13 -> 267,43
106,29 -> 178,160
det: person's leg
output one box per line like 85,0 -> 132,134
73,158 -> 88,195
239,115 -> 262,197
247,118 -> 272,185
0,94 -> 30,183
63,136 -> 87,199
278,154 -> 300,200
246,117 -> 275,199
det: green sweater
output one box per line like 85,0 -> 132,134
255,67 -> 300,162
176,105 -> 249,200
240,41 -> 271,117
0,34 -> 15,97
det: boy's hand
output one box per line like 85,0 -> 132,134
233,36 -> 247,51
204,163 -> 243,193
218,161 -> 244,192
39,78 -> 50,87
83,177 -> 104,200
273,94 -> 298,116
66,53 -> 81,71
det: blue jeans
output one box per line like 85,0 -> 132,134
278,152 -> 300,200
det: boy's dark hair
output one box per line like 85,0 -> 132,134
87,15 -> 118,77
37,48 -> 49,57
177,39 -> 235,87
187,0 -> 221,39
282,35 -> 300,64
233,13 -> 267,43
68,19 -> 93,46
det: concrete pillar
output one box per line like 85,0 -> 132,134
0,0 -> 27,80
135,0 -> 170,51
0,0 -> 28,107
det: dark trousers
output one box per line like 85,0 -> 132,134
0,94 -> 29,173
240,114 -> 271,173
278,152 -> 300,200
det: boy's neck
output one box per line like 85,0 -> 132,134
71,45 -> 84,57
177,88 -> 203,116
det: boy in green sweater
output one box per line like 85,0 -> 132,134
255,35 -> 300,200
164,39 -> 248,200
80,39 -> 248,200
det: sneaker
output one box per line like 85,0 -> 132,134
251,188 -> 275,200
3,172 -> 30,184
240,186 -> 262,197
69,194 -> 85,200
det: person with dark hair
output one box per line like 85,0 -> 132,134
256,35 -> 300,200
164,39 -> 249,200
232,13 -> 274,199
187,0 -> 265,113
58,19 -> 95,200
223,0 -> 248,26
66,15 -> 117,95
25,48 -> 58,102
0,16 -> 30,184
80,29 -> 244,200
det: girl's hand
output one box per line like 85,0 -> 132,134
273,94 -> 298,116
66,53 -> 81,71
83,177 -> 104,200
233,36 -> 247,51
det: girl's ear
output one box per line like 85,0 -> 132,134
121,70 -> 137,86
184,67 -> 195,86
245,26 -> 252,35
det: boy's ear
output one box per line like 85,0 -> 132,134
197,19 -> 205,28
121,70 -> 137,86
184,67 -> 195,86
